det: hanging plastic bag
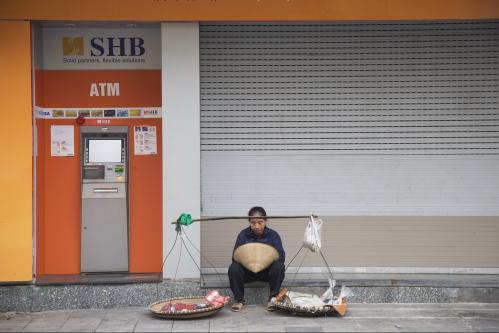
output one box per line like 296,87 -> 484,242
333,285 -> 354,305
320,278 -> 336,304
303,215 -> 323,252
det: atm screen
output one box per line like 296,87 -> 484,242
88,139 -> 123,163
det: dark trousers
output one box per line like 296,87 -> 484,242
228,261 -> 285,303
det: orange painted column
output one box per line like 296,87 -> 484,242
0,21 -> 33,282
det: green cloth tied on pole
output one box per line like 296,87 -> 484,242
176,213 -> 194,232
178,213 -> 193,225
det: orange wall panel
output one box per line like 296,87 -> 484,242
0,21 -> 33,282
36,119 -> 81,275
36,118 -> 162,275
126,119 -> 163,273
0,0 -> 498,21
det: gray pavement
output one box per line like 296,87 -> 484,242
1,303 -> 499,332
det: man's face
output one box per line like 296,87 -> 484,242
249,216 -> 267,236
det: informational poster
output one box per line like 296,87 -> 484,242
51,125 -> 74,156
134,125 -> 157,155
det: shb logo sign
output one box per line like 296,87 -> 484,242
63,37 -> 84,56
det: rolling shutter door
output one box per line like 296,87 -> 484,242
200,21 -> 499,270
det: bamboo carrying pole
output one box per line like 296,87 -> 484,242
170,215 -> 317,224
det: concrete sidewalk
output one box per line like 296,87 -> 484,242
1,303 -> 499,332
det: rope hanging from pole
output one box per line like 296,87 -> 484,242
170,212 -> 336,285
156,213 -> 344,319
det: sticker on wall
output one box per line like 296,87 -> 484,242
79,110 -> 91,117
104,109 -> 116,117
65,110 -> 77,117
52,110 -> 65,117
129,109 -> 141,117
117,109 -> 128,117
134,125 -> 157,155
90,110 -> 104,117
51,125 -> 74,157
142,108 -> 160,118
36,109 -> 51,118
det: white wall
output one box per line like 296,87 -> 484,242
162,23 -> 200,279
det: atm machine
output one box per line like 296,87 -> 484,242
81,126 -> 129,272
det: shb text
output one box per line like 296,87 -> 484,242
90,37 -> 145,57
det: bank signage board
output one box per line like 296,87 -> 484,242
35,26 -> 161,115
42,27 -> 161,70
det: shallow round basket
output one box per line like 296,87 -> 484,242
149,296 -> 225,320
271,300 -> 339,317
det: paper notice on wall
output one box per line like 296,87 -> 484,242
51,125 -> 74,156
134,125 -> 157,155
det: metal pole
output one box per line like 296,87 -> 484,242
170,215 -> 317,224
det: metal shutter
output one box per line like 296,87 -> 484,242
200,21 -> 499,155
200,21 -> 499,217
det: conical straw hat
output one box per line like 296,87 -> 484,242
233,243 -> 279,273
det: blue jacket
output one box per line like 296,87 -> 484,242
233,226 -> 285,264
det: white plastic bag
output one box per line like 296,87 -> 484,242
303,215 -> 323,252
287,291 -> 325,308
333,285 -> 354,305
320,278 -> 336,304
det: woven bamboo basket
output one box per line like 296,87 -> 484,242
270,297 -> 348,317
149,296 -> 226,320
